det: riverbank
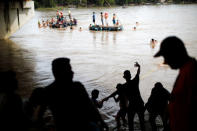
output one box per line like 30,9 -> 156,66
35,2 -> 197,11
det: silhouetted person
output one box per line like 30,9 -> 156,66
0,71 -> 29,131
154,36 -> 197,131
38,57 -> 108,131
145,82 -> 170,131
123,62 -> 145,131
105,83 -> 128,130
91,89 -> 108,109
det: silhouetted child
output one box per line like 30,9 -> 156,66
91,89 -> 108,109
145,82 -> 170,131
105,83 -> 128,130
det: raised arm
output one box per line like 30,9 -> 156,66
135,62 -> 141,76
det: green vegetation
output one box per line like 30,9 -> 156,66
34,0 -> 197,8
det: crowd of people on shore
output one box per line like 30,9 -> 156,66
0,36 -> 197,131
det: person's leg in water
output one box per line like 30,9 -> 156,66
149,112 -> 158,131
127,107 -> 135,131
137,109 -> 145,131
116,110 -> 121,130
120,108 -> 127,127
160,109 -> 170,131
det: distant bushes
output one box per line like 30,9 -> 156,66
33,0 -> 197,8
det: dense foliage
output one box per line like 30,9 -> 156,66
33,0 -> 197,8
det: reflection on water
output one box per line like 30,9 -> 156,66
1,4 -> 197,128
0,39 -> 37,97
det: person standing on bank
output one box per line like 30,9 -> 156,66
123,62 -> 145,131
145,82 -> 170,131
154,36 -> 197,131
105,83 -> 128,130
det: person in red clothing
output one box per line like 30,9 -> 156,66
104,12 -> 108,26
154,36 -> 197,131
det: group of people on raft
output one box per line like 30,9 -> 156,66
89,12 -> 122,31
38,10 -> 77,28
91,12 -> 120,27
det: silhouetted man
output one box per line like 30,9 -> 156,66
123,62 -> 145,131
145,82 -> 170,131
39,57 -> 108,131
154,36 -> 197,131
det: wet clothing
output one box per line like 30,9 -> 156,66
169,58 -> 197,131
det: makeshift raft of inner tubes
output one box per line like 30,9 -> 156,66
49,22 -> 77,28
89,25 -> 123,31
